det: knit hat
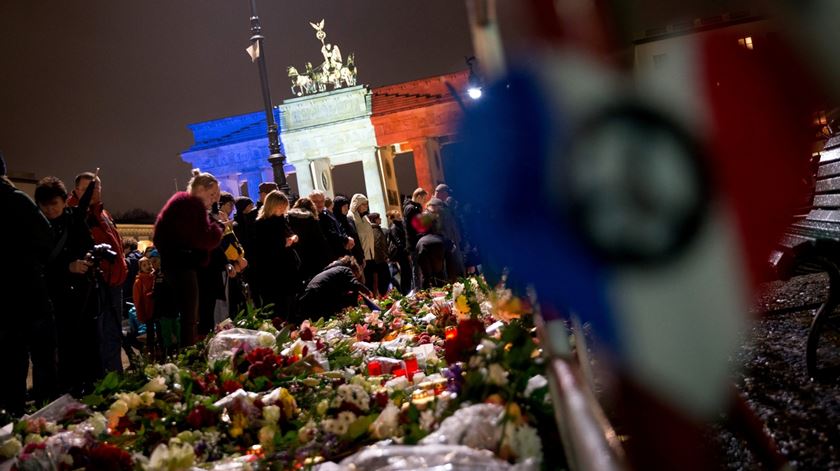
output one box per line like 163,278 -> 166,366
234,196 -> 254,215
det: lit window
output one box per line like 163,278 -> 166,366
737,36 -> 754,50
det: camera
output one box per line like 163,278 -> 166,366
88,243 -> 118,264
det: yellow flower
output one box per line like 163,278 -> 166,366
277,388 -> 298,421
229,413 -> 248,438
455,295 -> 470,315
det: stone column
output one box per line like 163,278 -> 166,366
294,161 -> 314,198
410,138 -> 444,193
361,149 -> 388,221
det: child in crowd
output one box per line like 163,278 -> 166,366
148,250 -> 179,359
133,257 -> 155,324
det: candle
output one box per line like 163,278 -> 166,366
403,352 -> 419,375
445,326 -> 458,340
393,368 -> 406,377
367,360 -> 382,376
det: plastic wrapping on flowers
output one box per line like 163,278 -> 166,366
0,276 -> 561,471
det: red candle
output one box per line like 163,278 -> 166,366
393,368 -> 406,377
367,360 -> 382,376
445,326 -> 458,340
403,353 -> 419,375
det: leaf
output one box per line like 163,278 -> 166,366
345,414 -> 376,441
82,394 -> 106,408
94,371 -> 122,394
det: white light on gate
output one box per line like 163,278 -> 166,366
468,87 -> 483,100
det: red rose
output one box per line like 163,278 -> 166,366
87,443 -> 133,471
186,405 -> 217,429
222,379 -> 243,394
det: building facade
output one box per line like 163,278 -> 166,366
181,71 -> 468,219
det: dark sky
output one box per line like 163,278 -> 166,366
0,1 -> 473,214
0,0 -> 763,214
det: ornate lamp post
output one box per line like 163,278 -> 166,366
248,0 -> 290,194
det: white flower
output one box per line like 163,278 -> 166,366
510,425 -> 543,464
142,377 -> 167,393
256,331 -> 276,348
146,441 -> 196,471
262,405 -> 280,424
452,282 -> 465,300
419,409 -> 435,432
370,403 -> 400,439
524,375 -> 548,398
337,411 -> 357,425
384,376 -> 409,391
487,364 -> 509,386
298,420 -> 318,443
0,437 -> 22,460
258,321 -> 278,334
88,412 -> 107,435
331,384 -> 370,412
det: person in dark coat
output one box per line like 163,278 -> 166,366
415,212 -> 463,289
1,166 -> 57,414
233,197 -> 255,255
35,176 -> 99,397
333,196 -> 364,267
309,190 -> 355,261
153,170 -> 224,347
298,256 -> 371,320
250,190 -> 301,321
368,212 -> 391,297
287,197 -> 330,282
386,209 -> 411,295
403,188 -> 428,290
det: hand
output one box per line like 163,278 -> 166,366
225,264 -> 237,278
286,235 -> 299,247
345,237 -> 355,249
69,259 -> 92,274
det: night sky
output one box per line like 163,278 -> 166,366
0,0 -> 761,215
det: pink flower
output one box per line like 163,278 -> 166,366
355,324 -> 371,342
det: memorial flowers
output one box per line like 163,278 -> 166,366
1,276 -> 555,470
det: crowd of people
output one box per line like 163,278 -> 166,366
0,156 -> 477,416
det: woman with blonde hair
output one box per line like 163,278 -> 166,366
251,190 -> 301,319
153,169 -> 223,346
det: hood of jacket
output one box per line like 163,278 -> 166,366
333,196 -> 350,221
349,193 -> 368,214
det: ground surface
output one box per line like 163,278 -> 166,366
718,273 -> 840,470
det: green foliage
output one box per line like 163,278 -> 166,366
345,414 -> 377,441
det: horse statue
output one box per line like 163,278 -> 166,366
339,54 -> 357,87
287,66 -> 314,96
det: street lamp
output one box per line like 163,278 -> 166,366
248,0 -> 290,195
